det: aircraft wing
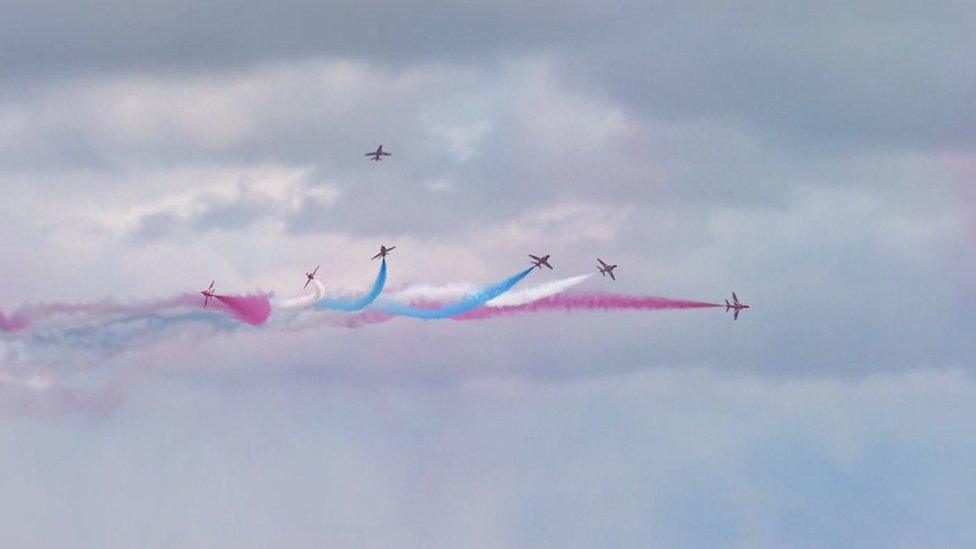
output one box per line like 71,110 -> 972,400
312,265 -> 319,275
371,252 -> 382,259
304,279 -> 311,289
529,254 -> 541,261
732,291 -> 739,305
609,271 -> 615,281
734,308 -> 740,321
597,258 -> 608,267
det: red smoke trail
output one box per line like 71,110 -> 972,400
453,292 -> 721,320
213,294 -> 272,325
332,292 -> 719,328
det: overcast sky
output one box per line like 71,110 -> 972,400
1,2 -> 975,547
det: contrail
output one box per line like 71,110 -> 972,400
379,267 -> 534,319
454,292 -> 721,320
315,259 -> 387,312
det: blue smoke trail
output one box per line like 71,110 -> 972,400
379,267 -> 534,319
315,259 -> 387,312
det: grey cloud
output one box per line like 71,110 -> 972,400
3,1 -> 973,153
561,2 -> 976,151
0,0 -> 639,76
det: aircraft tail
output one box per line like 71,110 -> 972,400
725,299 -> 731,311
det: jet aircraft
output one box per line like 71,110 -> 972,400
596,258 -> 618,280
201,281 -> 216,307
529,254 -> 553,270
725,291 -> 750,320
372,245 -> 396,260
365,145 -> 391,161
304,265 -> 320,289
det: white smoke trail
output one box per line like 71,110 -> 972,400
386,283 -> 477,302
487,274 -> 595,306
273,279 -> 326,310
385,274 -> 595,307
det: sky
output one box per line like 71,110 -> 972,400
1,1 -> 975,547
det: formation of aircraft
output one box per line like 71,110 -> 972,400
203,245 -> 750,320
372,244 -> 396,260
201,281 -> 216,307
365,145 -> 391,161
197,147 -> 749,318
304,265 -> 320,289
725,292 -> 750,320
596,258 -> 618,281
529,254 -> 553,270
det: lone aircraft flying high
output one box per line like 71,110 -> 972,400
365,145 -> 391,161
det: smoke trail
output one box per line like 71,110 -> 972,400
315,259 -> 387,312
2,295 -> 199,332
0,309 -> 29,332
454,292 -> 720,320
213,294 -> 272,325
487,273 -> 594,307
386,282 -> 477,303
17,294 -> 197,321
385,274 -> 595,307
379,267 -> 533,319
274,279 -> 326,310
1,291 -> 272,335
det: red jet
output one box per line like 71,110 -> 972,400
304,265 -> 320,289
372,245 -> 396,260
201,281 -> 216,307
596,258 -> 618,281
365,145 -> 392,161
725,291 -> 750,321
529,253 -> 553,270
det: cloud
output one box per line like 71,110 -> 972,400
2,366 -> 975,545
121,168 -> 339,241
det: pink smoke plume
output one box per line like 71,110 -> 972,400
453,292 -> 720,320
213,294 -> 272,325
332,291 -> 719,328
0,309 -> 29,332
